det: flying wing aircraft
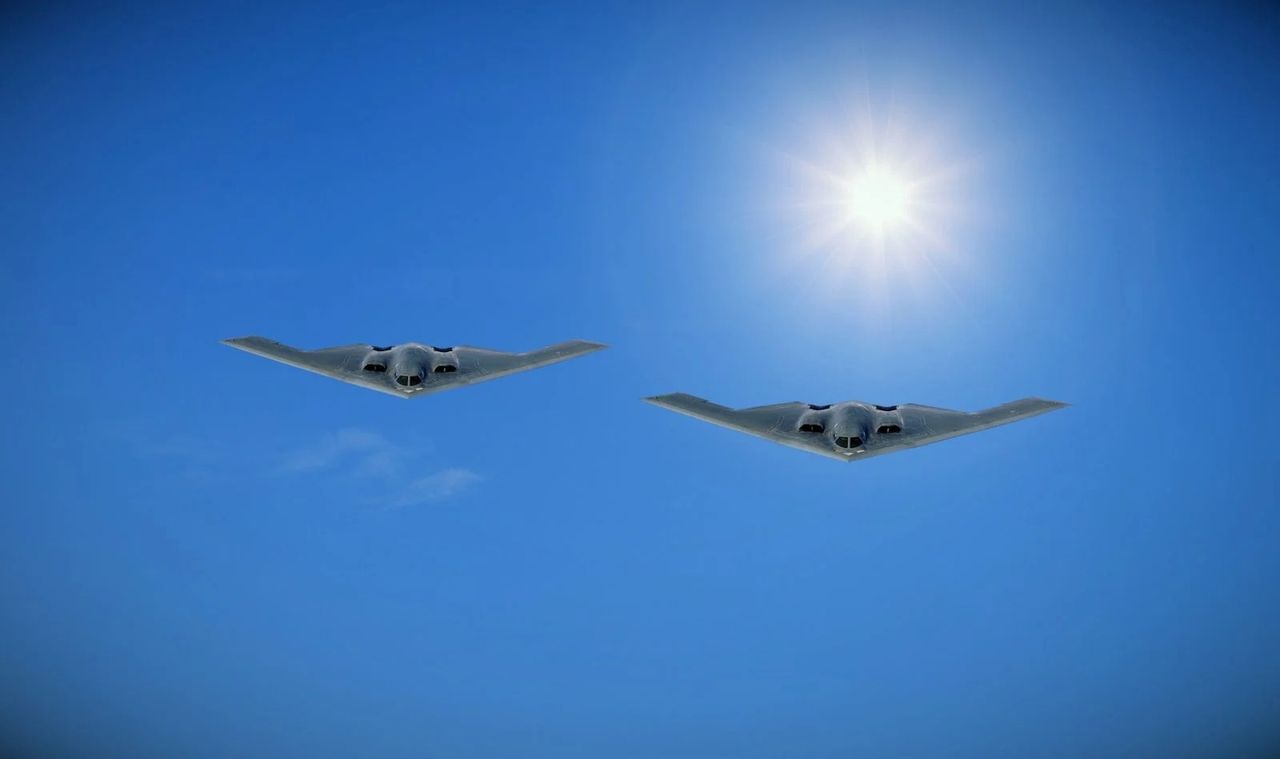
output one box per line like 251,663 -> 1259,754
223,336 -> 606,398
644,393 -> 1066,462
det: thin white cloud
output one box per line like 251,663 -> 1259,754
279,428 -> 406,476
391,468 -> 482,508
116,422 -> 478,506
279,429 -> 479,508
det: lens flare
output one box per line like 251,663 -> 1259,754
754,104 -> 977,332
844,164 -> 913,236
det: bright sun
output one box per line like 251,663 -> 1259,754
845,165 -> 912,235
768,103 -> 972,324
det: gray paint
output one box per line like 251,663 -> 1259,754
645,393 -> 1066,462
223,336 -> 607,398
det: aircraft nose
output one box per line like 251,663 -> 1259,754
833,434 -> 864,450
831,421 -> 869,451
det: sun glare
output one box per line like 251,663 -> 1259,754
845,165 -> 912,235
760,103 -> 975,328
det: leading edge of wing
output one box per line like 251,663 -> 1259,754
954,396 -> 1069,430
454,339 -> 609,382
643,393 -> 847,461
897,396 -> 1069,446
221,336 -> 406,398
221,335 -> 319,371
643,392 -> 743,428
517,339 -> 610,366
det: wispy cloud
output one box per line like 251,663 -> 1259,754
279,428 -> 407,477
391,468 -> 482,508
113,422 -> 479,506
278,428 -> 478,508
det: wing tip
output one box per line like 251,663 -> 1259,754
1027,397 -> 1070,410
220,336 -> 304,361
568,339 -> 609,352
643,392 -> 701,407
987,397 -> 1069,419
529,339 -> 608,358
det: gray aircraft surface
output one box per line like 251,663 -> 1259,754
644,393 -> 1066,462
223,336 -> 606,398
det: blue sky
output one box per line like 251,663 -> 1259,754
2,2 -> 1279,756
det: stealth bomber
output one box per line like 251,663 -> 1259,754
223,336 -> 606,398
645,393 -> 1066,462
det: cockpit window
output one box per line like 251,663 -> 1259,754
363,363 -> 387,373
834,436 -> 863,449
395,374 -> 422,387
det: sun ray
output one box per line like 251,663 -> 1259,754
755,104 -> 980,331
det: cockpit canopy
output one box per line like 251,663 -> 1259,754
361,343 -> 458,388
834,435 -> 863,449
